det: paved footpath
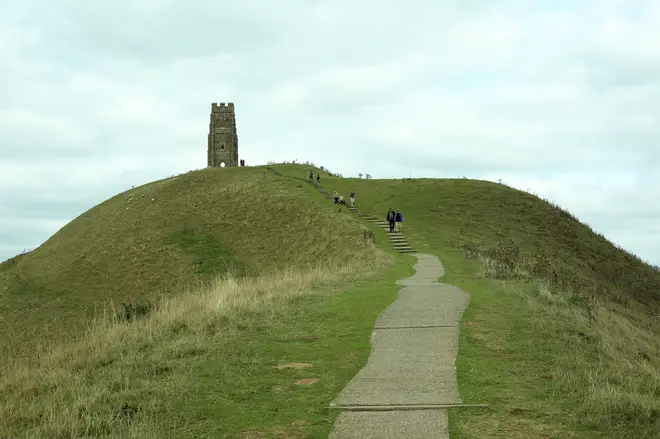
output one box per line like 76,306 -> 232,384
329,254 -> 470,439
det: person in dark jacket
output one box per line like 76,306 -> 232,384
309,170 -> 314,182
349,189 -> 356,207
395,209 -> 404,233
387,209 -> 395,232
316,174 -> 321,186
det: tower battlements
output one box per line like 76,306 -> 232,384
211,102 -> 235,112
207,102 -> 238,168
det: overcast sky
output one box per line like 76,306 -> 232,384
1,0 -> 659,265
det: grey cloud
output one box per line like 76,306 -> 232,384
1,0 -> 660,264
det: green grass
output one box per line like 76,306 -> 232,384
0,166 -> 381,361
1,161 -> 414,437
1,261 -> 414,438
3,161 -> 659,438
274,164 -> 660,438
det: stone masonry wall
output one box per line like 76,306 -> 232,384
208,102 -> 239,167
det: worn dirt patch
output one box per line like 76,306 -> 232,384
295,378 -> 320,386
241,429 -> 262,439
291,420 -> 310,426
275,362 -> 313,370
272,385 -> 287,392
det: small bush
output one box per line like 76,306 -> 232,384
482,239 -> 521,278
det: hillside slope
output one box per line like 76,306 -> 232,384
283,166 -> 659,307
274,163 -> 660,438
3,162 -> 659,438
0,166 -> 381,360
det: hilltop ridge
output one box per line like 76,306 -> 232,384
1,162 -> 658,438
0,165 -> 385,360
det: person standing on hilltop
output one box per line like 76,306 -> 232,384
387,208 -> 396,233
349,189 -> 356,207
395,209 -> 404,233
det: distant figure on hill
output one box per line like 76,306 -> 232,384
387,209 -> 396,233
333,191 -> 339,204
349,189 -> 355,207
395,209 -> 404,233
309,170 -> 314,183
316,174 -> 321,186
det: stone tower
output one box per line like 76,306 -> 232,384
207,102 -> 238,167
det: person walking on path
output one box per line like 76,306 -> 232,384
395,209 -> 404,233
349,189 -> 356,207
387,208 -> 396,233
316,173 -> 321,187
333,191 -> 339,204
339,194 -> 345,205
309,170 -> 314,183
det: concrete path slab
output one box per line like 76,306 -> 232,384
329,410 -> 448,439
375,286 -> 468,328
332,327 -> 462,405
329,253 -> 469,438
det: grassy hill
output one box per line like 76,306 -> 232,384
278,164 -> 660,438
0,166 -> 389,360
0,164 -> 408,438
2,162 -> 659,438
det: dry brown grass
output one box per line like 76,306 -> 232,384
0,166 -> 381,362
1,253 -> 392,438
527,280 -> 660,432
452,248 -> 660,438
